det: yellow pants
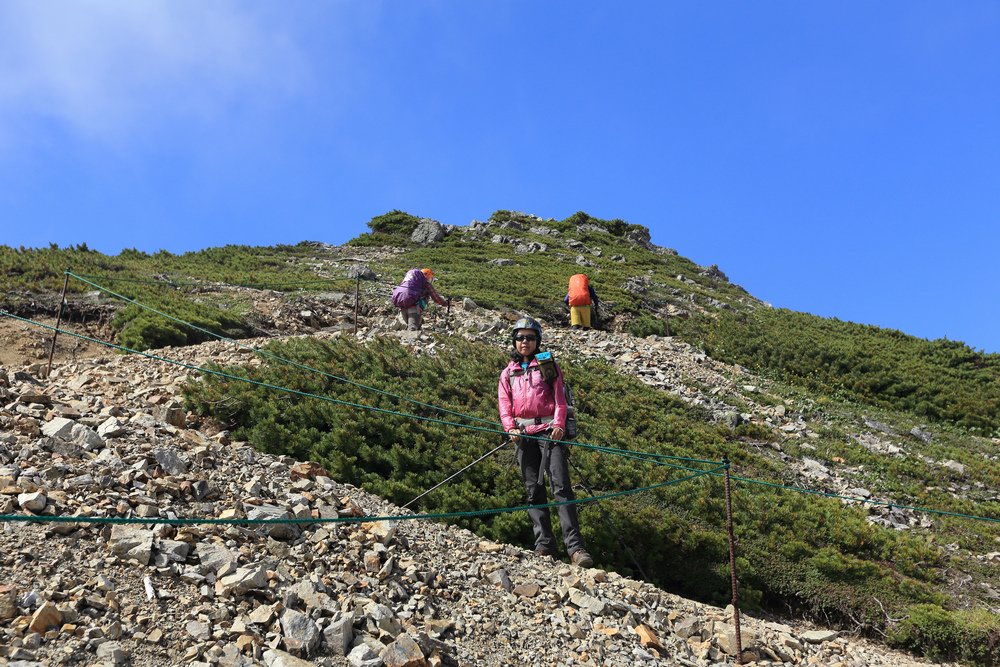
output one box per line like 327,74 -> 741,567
569,305 -> 591,328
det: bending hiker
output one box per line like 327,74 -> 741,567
392,268 -> 447,331
564,273 -> 599,329
498,317 -> 594,567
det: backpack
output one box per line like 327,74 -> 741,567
391,269 -> 428,308
567,274 -> 592,307
535,351 -> 578,438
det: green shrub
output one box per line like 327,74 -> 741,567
888,604 -> 1000,665
627,314 -> 670,338
181,334 -> 961,649
366,210 -> 422,237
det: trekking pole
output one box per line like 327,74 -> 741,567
568,456 -> 649,581
46,272 -> 70,378
402,440 -> 509,510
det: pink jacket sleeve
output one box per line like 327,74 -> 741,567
551,366 -> 567,431
498,370 -> 515,432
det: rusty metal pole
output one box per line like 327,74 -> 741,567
46,273 -> 70,378
723,455 -> 744,663
445,297 -> 451,329
353,276 -> 360,335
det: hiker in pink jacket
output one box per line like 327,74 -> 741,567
498,317 -> 593,567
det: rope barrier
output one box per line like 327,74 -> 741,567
0,309 -> 720,469
31,280 -> 713,468
718,473 -> 1000,524
6,307 -> 996,526
71,272 -> 360,290
0,467 -> 723,526
68,272 -> 498,431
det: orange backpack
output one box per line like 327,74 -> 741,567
567,274 -> 592,307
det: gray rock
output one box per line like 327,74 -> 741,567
196,542 -> 236,575
673,616 -> 702,639
154,448 -> 188,475
323,613 -> 354,656
17,491 -> 47,513
40,417 -> 76,440
487,258 -> 514,266
347,265 -> 377,280
942,459 -> 966,476
625,226 -> 653,248
41,417 -> 104,450
347,643 -> 383,667
246,504 -> 300,541
155,539 -> 191,565
800,629 -> 839,644
364,601 -> 401,635
217,564 -> 268,596
186,620 -> 212,641
515,242 -> 546,254
97,417 -> 126,438
486,568 -> 512,592
381,633 -> 426,667
263,648 -> 317,667
863,417 -> 896,435
410,219 -> 446,245
108,525 -> 155,565
280,608 -> 321,654
568,589 -> 607,615
96,640 -> 127,665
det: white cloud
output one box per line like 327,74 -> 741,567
0,0 -> 307,144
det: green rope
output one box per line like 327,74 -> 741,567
0,467 -> 721,526
71,272 -> 357,289
719,473 -> 1000,524
68,274 -> 714,468
0,309 -> 720,468
69,272 -> 504,431
10,307 -> 996,526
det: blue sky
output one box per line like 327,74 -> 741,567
1,2 -> 998,352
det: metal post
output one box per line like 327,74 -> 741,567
46,273 -> 70,378
445,297 -> 451,329
723,455 -> 744,663
354,276 -> 360,335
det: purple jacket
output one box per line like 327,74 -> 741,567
498,358 -> 567,435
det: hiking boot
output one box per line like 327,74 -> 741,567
570,549 -> 594,568
534,547 -> 556,558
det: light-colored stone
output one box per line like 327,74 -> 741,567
17,491 -> 47,513
108,525 -> 154,565
381,633 -> 426,667
280,608 -> 320,654
801,629 -> 840,644
29,601 -> 62,633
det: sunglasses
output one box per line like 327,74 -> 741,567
514,335 -> 538,343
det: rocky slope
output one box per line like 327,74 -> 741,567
0,307 -> 958,667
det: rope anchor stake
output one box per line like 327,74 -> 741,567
723,455 -> 744,663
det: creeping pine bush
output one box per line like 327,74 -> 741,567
181,334 -> 971,656
888,604 -> 1000,665
627,314 -> 670,338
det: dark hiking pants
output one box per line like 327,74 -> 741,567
517,434 -> 585,555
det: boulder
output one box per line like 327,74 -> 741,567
411,219 -> 446,245
280,608 -> 320,655
29,601 -> 63,633
381,634 -> 427,667
108,526 -> 155,565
